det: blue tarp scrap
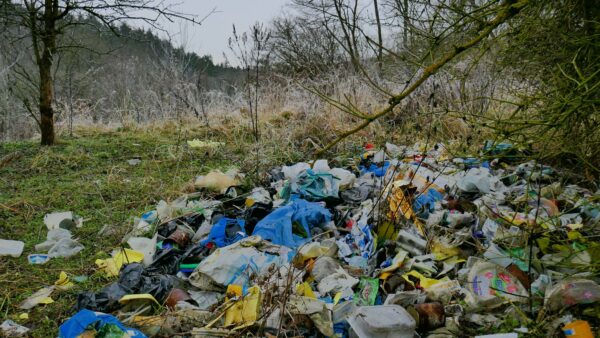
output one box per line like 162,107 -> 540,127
201,217 -> 247,248
59,309 -> 147,338
252,199 -> 332,248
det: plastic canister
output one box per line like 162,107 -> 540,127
347,305 -> 416,338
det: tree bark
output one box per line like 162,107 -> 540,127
39,0 -> 57,145
403,0 -> 409,46
39,56 -> 54,145
373,0 -> 383,72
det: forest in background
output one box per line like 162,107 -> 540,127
0,0 -> 598,178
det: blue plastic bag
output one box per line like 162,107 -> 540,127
59,309 -> 147,338
413,188 -> 443,218
359,161 -> 390,177
201,217 -> 246,248
252,199 -> 331,248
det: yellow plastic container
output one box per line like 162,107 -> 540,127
562,320 -> 594,338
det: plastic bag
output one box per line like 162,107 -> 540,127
252,199 -> 331,248
59,309 -> 146,338
545,279 -> 600,312
282,162 -> 310,180
200,217 -> 246,248
76,263 -> 177,312
354,277 -> 379,306
189,236 -> 291,291
290,169 -> 340,201
48,238 -> 84,258
195,169 -> 241,194
329,168 -> 355,190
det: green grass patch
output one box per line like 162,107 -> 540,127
0,129 -> 232,337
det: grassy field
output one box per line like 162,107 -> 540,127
0,127 -> 241,337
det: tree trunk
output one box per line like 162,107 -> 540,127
373,0 -> 383,72
403,0 -> 409,47
39,0 -> 56,145
39,51 -> 54,145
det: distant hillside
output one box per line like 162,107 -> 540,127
0,12 -> 245,140
63,16 -> 243,85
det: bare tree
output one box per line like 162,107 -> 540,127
373,0 -> 383,71
0,0 -> 210,145
297,0 -> 530,155
270,15 -> 344,77
228,23 -> 271,142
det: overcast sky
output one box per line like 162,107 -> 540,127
158,0 -> 291,65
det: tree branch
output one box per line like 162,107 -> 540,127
315,0 -> 529,156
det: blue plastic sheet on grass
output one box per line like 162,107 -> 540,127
252,199 -> 331,248
201,217 -> 247,248
359,161 -> 390,177
59,309 -> 147,338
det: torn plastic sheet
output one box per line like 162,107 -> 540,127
35,229 -> 84,258
127,236 -> 157,266
1,320 -> 29,337
282,162 -> 310,181
338,222 -> 376,263
313,257 -> 359,294
545,279 -> 600,312
19,286 -> 55,310
188,291 -> 223,311
456,167 -> 507,196
44,211 -> 83,230
267,296 -> 334,337
330,168 -> 355,190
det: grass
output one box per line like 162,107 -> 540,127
0,127 -> 235,337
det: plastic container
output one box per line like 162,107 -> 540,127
0,239 -> 24,257
347,305 -> 416,338
333,300 -> 357,324
562,320 -> 594,338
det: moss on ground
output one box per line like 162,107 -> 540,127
0,128 -> 233,337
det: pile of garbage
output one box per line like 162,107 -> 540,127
4,141 -> 600,337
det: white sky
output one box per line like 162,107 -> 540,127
158,0 -> 291,65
